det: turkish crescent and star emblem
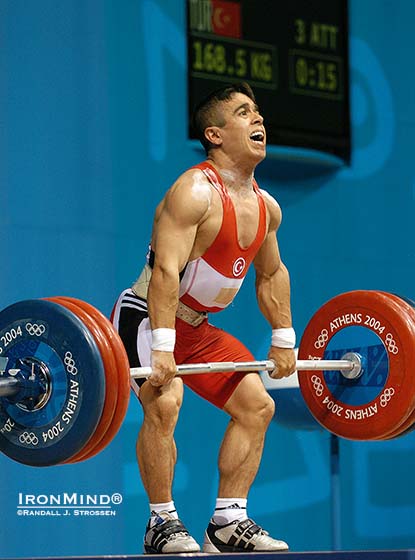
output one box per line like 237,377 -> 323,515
233,257 -> 246,277
211,0 -> 241,39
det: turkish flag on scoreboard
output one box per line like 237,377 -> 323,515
211,0 -> 241,39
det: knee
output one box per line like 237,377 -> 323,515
238,393 -> 275,430
142,386 -> 183,434
255,393 -> 275,428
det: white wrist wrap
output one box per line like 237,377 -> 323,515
271,327 -> 296,349
151,328 -> 176,352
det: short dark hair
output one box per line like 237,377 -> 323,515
191,82 -> 256,154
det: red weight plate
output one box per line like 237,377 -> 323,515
375,293 -> 415,440
46,298 -> 118,462
298,290 -> 415,440
57,297 -> 130,461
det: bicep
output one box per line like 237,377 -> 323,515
253,231 -> 281,277
152,210 -> 198,273
254,190 -> 283,276
152,173 -> 211,273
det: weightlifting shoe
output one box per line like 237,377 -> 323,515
144,511 -> 200,554
203,518 -> 289,553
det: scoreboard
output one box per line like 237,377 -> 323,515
187,0 -> 350,162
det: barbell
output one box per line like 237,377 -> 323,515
0,289 -> 414,467
130,354 -> 364,378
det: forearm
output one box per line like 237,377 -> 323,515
257,263 -> 296,378
146,265 -> 179,386
256,262 -> 292,328
147,264 -> 180,330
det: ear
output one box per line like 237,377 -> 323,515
204,126 -> 223,147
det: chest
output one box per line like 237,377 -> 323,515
192,187 -> 265,260
228,191 -> 261,248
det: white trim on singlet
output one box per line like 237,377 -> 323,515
179,258 -> 244,309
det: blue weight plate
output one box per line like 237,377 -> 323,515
0,299 -> 105,466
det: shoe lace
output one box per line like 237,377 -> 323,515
251,525 -> 269,540
168,530 -> 189,541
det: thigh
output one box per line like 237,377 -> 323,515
175,320 -> 255,409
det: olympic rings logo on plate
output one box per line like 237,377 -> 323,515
380,387 -> 395,407
19,432 -> 39,446
314,329 -> 328,349
385,333 -> 399,354
311,375 -> 324,397
25,323 -> 45,337
64,352 -> 78,375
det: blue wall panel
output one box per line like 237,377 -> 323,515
0,0 -> 414,557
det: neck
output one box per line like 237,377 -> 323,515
207,153 -> 256,191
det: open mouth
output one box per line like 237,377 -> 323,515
249,131 -> 265,145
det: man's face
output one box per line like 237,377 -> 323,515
214,93 -> 266,162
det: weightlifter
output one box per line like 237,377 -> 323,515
112,82 -> 296,554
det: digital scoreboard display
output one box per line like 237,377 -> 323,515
187,0 -> 350,162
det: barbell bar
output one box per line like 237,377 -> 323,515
0,289 -> 414,467
130,353 -> 364,379
0,377 -> 20,398
0,354 -> 363,399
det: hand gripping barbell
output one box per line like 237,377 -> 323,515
130,353 -> 363,379
0,290 -> 414,467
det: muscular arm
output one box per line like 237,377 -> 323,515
253,192 -> 296,378
146,170 -> 211,385
254,236 -> 292,329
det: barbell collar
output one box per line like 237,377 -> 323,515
0,359 -> 52,406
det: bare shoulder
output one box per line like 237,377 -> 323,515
259,188 -> 282,231
171,168 -> 213,203
157,168 -> 213,226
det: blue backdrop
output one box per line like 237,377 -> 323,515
0,0 -> 414,556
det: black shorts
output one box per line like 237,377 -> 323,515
111,289 -> 148,388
